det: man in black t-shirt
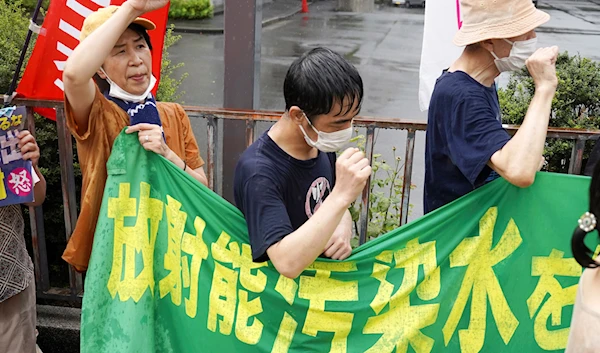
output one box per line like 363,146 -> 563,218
424,0 -> 559,213
234,48 -> 371,278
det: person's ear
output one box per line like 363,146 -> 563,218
97,68 -> 108,80
288,106 -> 305,125
479,39 -> 495,55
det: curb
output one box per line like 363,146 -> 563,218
37,305 -> 81,353
171,25 -> 224,35
171,7 -> 302,34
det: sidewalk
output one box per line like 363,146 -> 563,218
170,0 -> 600,36
169,0 -> 304,34
537,0 -> 600,35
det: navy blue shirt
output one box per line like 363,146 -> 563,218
424,71 -> 511,213
234,132 -> 336,262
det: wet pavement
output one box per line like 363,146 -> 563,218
542,0 -> 600,27
169,0 -> 600,220
168,0 -> 300,33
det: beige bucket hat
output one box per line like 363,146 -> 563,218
454,0 -> 550,47
80,5 -> 156,41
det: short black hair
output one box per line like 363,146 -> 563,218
129,23 -> 153,51
284,47 -> 363,122
572,161 -> 600,268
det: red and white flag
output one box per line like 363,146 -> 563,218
17,0 -> 169,119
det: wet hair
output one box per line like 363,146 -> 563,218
283,47 -> 363,122
93,23 -> 153,91
572,161 -> 600,268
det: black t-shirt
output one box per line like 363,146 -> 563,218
424,71 -> 511,213
234,132 -> 336,262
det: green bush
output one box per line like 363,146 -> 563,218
498,52 -> 600,173
169,0 -> 213,20
7,0 -> 49,11
0,0 -> 31,93
0,3 -> 188,287
346,133 -> 415,245
156,25 -> 188,102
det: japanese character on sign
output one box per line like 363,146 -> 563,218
7,167 -> 32,196
207,231 -> 268,345
442,207 -> 522,353
11,114 -> 23,128
0,106 -> 32,207
298,261 -> 359,353
107,182 -> 164,303
363,238 -> 441,353
1,129 -> 21,165
159,195 -> 209,319
0,116 -> 9,131
527,249 -> 581,350
271,275 -> 300,353
0,106 -> 25,131
0,128 -> 31,201
0,169 -> 6,201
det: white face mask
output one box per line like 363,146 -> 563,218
99,67 -> 156,102
298,113 -> 353,153
492,37 -> 538,73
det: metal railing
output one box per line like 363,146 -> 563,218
12,98 -> 600,303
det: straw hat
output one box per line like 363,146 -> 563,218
80,5 -> 156,41
454,0 -> 550,46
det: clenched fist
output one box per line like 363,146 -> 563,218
526,46 -> 559,91
124,0 -> 169,16
331,147 -> 372,206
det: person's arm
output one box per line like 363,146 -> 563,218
62,0 -> 168,132
489,46 -> 559,187
323,209 -> 353,260
168,156 -> 208,186
267,192 -> 349,278
18,131 -> 46,206
124,123 -> 208,185
63,4 -> 138,132
267,148 -> 370,279
179,105 -> 209,186
192,167 -> 209,186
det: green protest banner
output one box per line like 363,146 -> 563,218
81,131 -> 589,353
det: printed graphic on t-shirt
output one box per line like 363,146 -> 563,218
305,177 -> 331,217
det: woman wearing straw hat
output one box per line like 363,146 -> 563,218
61,0 -> 208,272
424,0 -> 559,213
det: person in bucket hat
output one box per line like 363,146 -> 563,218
61,0 -> 209,272
424,0 -> 559,213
